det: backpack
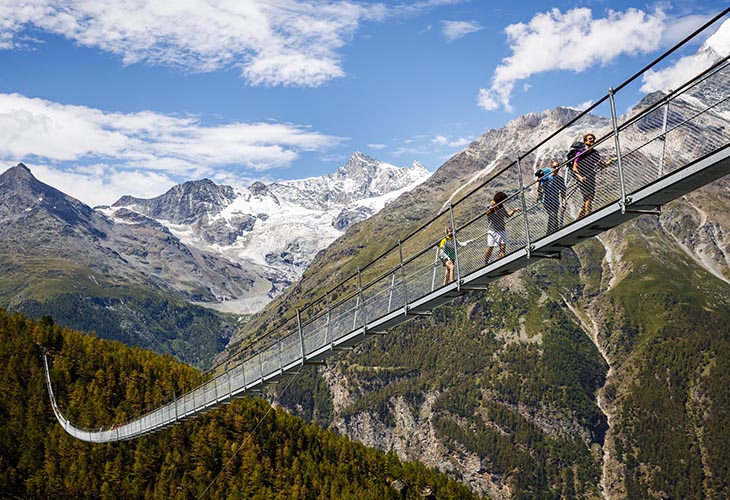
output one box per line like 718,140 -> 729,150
565,142 -> 585,182
567,141 -> 585,163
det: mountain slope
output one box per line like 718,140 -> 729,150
228,89 -> 730,497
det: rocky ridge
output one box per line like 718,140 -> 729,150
108,152 -> 430,313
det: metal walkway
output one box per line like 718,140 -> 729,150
45,18 -> 730,443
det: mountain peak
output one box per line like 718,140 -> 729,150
1,162 -> 34,182
14,162 -> 31,174
112,178 -> 236,225
1,163 -> 48,193
351,151 -> 372,162
338,152 -> 379,178
703,18 -> 730,57
505,107 -> 583,130
181,178 -> 217,191
249,181 -> 270,196
411,160 -> 429,174
0,161 -> 102,237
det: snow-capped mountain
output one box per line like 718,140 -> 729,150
106,152 -> 430,313
271,151 -> 431,209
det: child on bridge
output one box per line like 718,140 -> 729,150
439,226 -> 468,285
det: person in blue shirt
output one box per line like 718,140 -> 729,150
535,160 -> 566,235
535,166 -> 552,204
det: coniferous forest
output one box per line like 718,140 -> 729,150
0,307 -> 478,500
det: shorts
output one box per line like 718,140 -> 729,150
579,176 -> 595,200
487,229 -> 507,247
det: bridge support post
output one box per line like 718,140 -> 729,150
259,352 -> 265,386
515,157 -> 531,259
388,274 -> 396,312
357,267 -> 366,327
352,294 -> 360,330
430,247 -> 440,292
398,239 -> 409,312
325,291 -> 333,350
297,309 -> 305,367
609,87 -> 628,213
658,98 -> 670,177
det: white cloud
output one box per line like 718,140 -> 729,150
391,132 -> 472,162
572,100 -> 594,111
0,91 -> 345,205
0,92 -> 343,204
659,14 -> 719,48
442,20 -> 482,42
0,93 -> 340,174
432,134 -> 471,147
478,7 -> 666,112
368,143 -> 387,150
26,162 -> 178,207
0,0 -> 382,87
641,18 -> 730,93
0,0 -> 468,87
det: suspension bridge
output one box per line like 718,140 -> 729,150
45,14 -> 730,443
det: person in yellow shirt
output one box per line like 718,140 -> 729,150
439,226 -> 467,285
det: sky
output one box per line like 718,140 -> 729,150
0,0 -> 728,207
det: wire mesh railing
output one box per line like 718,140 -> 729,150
45,12 -> 730,442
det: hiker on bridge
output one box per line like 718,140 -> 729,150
536,160 -> 566,235
572,133 -> 615,218
439,226 -> 467,285
484,191 -> 521,264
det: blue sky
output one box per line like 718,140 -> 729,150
0,0 -> 727,206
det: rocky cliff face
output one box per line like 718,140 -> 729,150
114,179 -> 237,224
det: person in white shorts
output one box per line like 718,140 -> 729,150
484,191 -> 521,264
